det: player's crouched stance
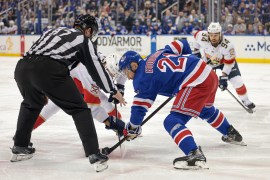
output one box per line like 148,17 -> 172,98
119,40 -> 246,170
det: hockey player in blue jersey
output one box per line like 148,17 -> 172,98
119,39 -> 246,170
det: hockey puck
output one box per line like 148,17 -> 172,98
101,147 -> 110,155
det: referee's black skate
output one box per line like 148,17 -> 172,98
89,152 -> 109,172
173,146 -> 208,170
222,125 -> 247,146
10,146 -> 35,162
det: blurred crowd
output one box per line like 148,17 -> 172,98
0,0 -> 269,35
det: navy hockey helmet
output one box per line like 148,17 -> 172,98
74,14 -> 99,41
119,51 -> 142,72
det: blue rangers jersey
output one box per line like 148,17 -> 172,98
130,40 -> 212,126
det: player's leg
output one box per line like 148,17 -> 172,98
33,100 -> 61,129
200,70 -> 246,145
199,106 -> 245,145
164,112 -> 196,155
164,83 -> 213,169
163,112 -> 207,169
228,62 -> 255,109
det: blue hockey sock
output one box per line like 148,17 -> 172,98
200,106 -> 230,135
164,113 -> 197,155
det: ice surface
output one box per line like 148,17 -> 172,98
1,57 -> 270,180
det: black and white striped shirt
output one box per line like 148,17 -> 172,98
26,27 -> 115,94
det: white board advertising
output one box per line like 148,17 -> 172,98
225,36 -> 270,60
97,35 -> 151,56
156,35 -> 270,63
0,35 -> 20,56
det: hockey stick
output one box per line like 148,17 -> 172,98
226,88 -> 253,114
114,103 -> 121,148
212,68 -> 252,113
102,96 -> 174,155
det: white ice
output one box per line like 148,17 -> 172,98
1,57 -> 270,180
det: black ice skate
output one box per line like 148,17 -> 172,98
105,116 -> 125,137
89,152 -> 109,172
222,125 -> 247,146
242,99 -> 256,110
10,146 -> 35,162
173,146 -> 209,170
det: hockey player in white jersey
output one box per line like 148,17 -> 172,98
31,53 -> 126,157
193,22 -> 255,110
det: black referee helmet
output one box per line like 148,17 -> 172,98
74,14 -> 99,41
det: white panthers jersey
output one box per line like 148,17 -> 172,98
193,30 -> 236,75
40,62 -> 125,123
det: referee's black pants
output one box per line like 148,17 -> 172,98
14,56 -> 99,156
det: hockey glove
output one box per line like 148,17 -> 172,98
116,84 -> 125,94
123,122 -> 142,141
219,76 -> 228,91
105,116 -> 125,137
206,58 -> 212,65
108,84 -> 125,104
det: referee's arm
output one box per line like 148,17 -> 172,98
84,40 -> 116,94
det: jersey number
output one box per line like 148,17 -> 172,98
157,57 -> 187,72
201,33 -> 208,42
221,39 -> 230,49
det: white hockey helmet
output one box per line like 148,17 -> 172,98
105,53 -> 122,78
207,22 -> 222,34
207,22 -> 223,45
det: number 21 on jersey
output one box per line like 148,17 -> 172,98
157,54 -> 187,72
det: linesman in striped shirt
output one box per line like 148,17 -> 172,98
11,14 -> 125,172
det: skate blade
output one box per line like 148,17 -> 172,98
10,153 -> 34,162
174,161 -> 209,170
223,138 -> 247,146
226,140 -> 247,146
247,108 -> 254,114
93,162 -> 108,172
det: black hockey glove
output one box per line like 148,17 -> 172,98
116,84 -> 125,94
206,58 -> 212,65
108,84 -> 125,104
105,116 -> 125,137
219,76 -> 228,91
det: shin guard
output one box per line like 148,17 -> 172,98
164,113 -> 197,155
